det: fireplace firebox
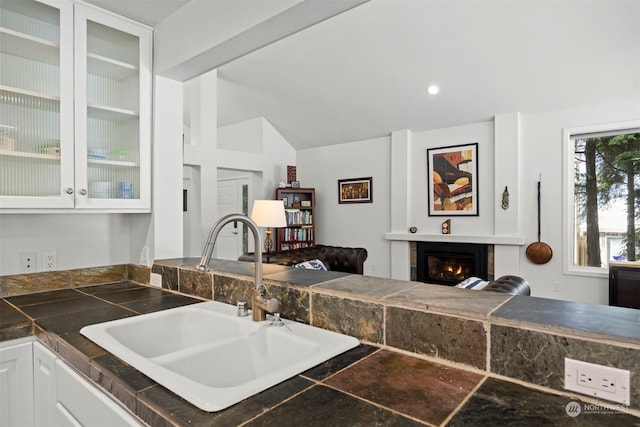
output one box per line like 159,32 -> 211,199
415,242 -> 489,286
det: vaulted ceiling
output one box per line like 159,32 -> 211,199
84,0 -> 640,150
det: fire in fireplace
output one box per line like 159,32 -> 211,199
416,241 -> 490,286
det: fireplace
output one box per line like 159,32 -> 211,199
415,241 -> 491,286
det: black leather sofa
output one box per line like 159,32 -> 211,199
483,275 -> 531,295
238,244 -> 368,274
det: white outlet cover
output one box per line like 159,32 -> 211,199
564,358 -> 630,405
150,272 -> 162,287
20,251 -> 38,273
42,250 -> 57,271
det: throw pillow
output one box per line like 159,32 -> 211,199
293,259 -> 328,271
455,276 -> 489,290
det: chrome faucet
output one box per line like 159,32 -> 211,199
196,213 -> 279,321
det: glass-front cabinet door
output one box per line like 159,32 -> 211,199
0,0 -> 150,212
74,4 -> 151,210
0,0 -> 74,208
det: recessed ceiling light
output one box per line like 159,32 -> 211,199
426,85 -> 439,95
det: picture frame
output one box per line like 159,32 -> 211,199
287,165 -> 297,183
281,197 -> 288,207
427,143 -> 478,216
291,180 -> 300,188
338,177 -> 373,204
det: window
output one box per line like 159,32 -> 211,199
564,121 -> 640,275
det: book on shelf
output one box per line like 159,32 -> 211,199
281,227 -> 313,242
285,209 -> 312,225
280,242 -> 312,251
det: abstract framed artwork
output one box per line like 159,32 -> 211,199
338,177 -> 372,204
427,143 -> 478,216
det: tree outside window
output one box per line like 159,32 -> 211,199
573,131 -> 640,268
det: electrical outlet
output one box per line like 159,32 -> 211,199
20,251 -> 38,273
150,272 -> 162,287
565,358 -> 630,404
42,251 -> 57,271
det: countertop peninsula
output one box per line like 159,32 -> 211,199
1,259 -> 640,426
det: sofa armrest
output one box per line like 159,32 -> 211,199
483,275 -> 530,295
317,245 -> 368,274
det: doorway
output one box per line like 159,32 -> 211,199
216,177 -> 249,260
183,166 -> 202,257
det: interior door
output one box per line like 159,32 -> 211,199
216,177 -> 248,260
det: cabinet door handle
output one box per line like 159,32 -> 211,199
79,189 -> 88,196
65,188 -> 74,195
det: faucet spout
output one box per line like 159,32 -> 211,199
196,213 -> 276,321
196,213 -> 262,285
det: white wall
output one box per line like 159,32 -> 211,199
183,110 -> 296,258
218,118 -> 263,153
152,76 -> 184,261
298,100 -> 640,305
0,214 -> 134,274
297,136 -> 391,277
217,117 -> 296,199
408,122 -> 495,235
182,71 -> 219,250
517,100 -> 640,304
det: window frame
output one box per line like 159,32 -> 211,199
562,120 -> 640,278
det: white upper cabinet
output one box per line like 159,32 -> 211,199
74,4 -> 151,210
0,0 -> 151,212
0,0 -> 74,209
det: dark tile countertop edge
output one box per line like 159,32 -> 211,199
157,258 -> 514,321
3,281 -> 640,426
159,258 -> 640,346
310,278 -> 640,346
0,283 -> 434,426
0,283 -> 464,426
490,295 -> 640,346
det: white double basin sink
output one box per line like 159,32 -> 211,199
80,301 -> 359,412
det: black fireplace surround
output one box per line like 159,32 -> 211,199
416,241 -> 488,286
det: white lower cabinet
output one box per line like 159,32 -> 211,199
55,358 -> 142,426
2,340 -> 143,426
33,341 -> 58,425
0,340 -> 35,427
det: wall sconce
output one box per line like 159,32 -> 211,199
250,200 -> 287,255
502,186 -> 509,210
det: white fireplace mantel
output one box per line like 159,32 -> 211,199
384,232 -> 525,246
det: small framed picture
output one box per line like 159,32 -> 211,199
301,200 -> 311,207
338,177 -> 372,204
291,180 -> 300,188
281,197 -> 288,207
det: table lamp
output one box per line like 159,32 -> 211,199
250,199 -> 287,255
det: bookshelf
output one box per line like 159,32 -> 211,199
275,187 -> 315,251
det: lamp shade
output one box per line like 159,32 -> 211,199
250,200 -> 287,228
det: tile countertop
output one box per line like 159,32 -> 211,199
3,281 -> 640,426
